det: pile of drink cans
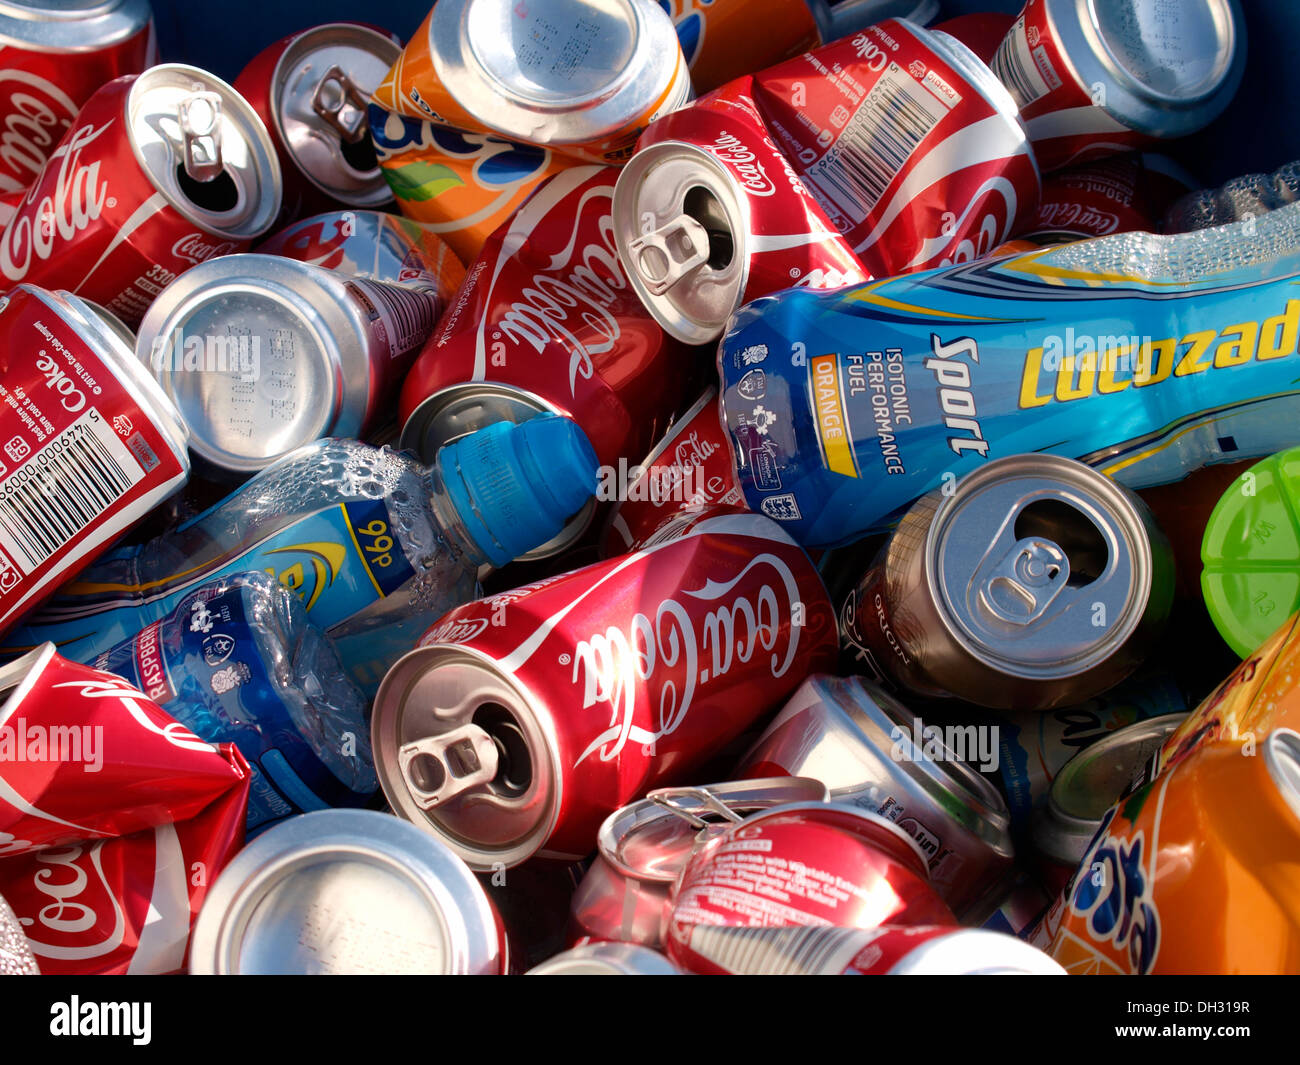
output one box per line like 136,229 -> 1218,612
1,0 -> 1297,979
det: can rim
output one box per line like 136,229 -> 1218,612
370,642 -> 563,871
526,941 -> 681,974
427,0 -> 685,148
611,139 -> 751,345
188,809 -> 503,974
0,0 -> 150,52
1264,727 -> 1300,826
269,23 -> 400,206
126,63 -> 284,240
923,453 -> 1158,683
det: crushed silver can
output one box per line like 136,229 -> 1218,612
568,777 -> 829,950
736,673 -> 1013,914
839,453 -> 1174,711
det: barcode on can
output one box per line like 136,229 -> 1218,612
990,15 -> 1062,108
0,407 -> 144,575
685,924 -> 869,976
804,62 -> 951,227
347,279 -> 438,360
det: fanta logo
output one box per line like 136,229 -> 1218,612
0,121 -> 111,282
264,540 -> 346,612
705,132 -> 775,197
1068,806 -> 1160,975
0,70 -> 79,191
569,553 -> 803,764
171,232 -> 238,265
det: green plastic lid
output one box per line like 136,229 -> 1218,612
1202,447 -> 1300,657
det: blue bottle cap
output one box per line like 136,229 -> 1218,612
437,414 -> 598,567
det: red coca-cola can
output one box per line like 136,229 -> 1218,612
599,386 -> 742,558
0,642 -> 251,975
0,286 -> 188,638
664,801 -> 956,973
370,508 -> 838,869
234,23 -> 400,224
567,777 -> 828,949
614,81 -> 867,344
399,164 -> 699,557
990,0 -> 1244,172
0,0 -> 156,196
0,63 -> 282,324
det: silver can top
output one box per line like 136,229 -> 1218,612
271,24 -> 399,206
612,141 -> 750,345
428,0 -> 687,151
371,644 -> 561,871
1032,711 -> 1186,866
188,809 -> 504,974
527,942 -> 682,974
926,453 -> 1164,684
0,0 -> 151,51
134,254 -> 372,475
1265,728 -> 1300,826
127,64 -> 282,241
598,777 -> 830,884
1046,0 -> 1245,137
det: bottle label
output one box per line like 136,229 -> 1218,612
92,578 -> 371,832
8,497 -> 418,661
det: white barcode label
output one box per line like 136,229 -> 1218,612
991,15 -> 1061,108
0,408 -> 143,575
686,924 -> 869,976
805,62 -> 951,227
348,279 -> 438,359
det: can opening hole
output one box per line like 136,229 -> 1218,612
1014,499 -> 1108,586
473,703 -> 532,797
407,752 -> 447,796
340,133 -> 378,174
683,186 -> 734,270
175,164 -> 239,213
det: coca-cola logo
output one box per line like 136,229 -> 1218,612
488,182 -> 628,398
423,616 -> 490,645
15,841 -> 127,961
0,121 -> 112,282
0,70 -> 79,192
569,553 -> 803,765
1037,201 -> 1120,236
51,677 -> 215,754
171,232 -> 239,265
672,430 -> 719,469
705,132 -> 775,197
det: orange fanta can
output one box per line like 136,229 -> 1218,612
1036,610 -> 1300,974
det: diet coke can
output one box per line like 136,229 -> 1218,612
370,508 -> 838,869
399,165 -> 698,557
614,81 -> 867,344
0,286 -> 188,638
990,0 -> 1245,172
665,801 -> 955,973
839,454 -> 1174,711
0,0 -> 155,195
233,23 -> 401,222
0,63 -> 282,324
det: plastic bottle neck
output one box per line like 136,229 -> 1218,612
428,462 -> 493,572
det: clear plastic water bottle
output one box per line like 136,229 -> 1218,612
7,414 -> 598,694
92,571 -> 377,835
1164,161 -> 1300,233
